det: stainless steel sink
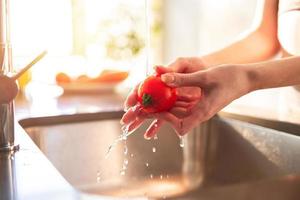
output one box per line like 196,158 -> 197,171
19,111 -> 300,199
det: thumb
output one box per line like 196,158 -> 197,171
161,72 -> 206,87
154,65 -> 171,75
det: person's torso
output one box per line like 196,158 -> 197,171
278,0 -> 300,56
278,0 -> 300,101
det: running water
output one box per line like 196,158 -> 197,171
120,158 -> 129,176
124,141 -> 128,155
105,122 -> 131,159
145,0 -> 151,75
179,136 -> 184,148
104,105 -> 143,180
121,126 -> 130,175
152,147 -> 156,153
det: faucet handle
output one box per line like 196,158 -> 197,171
0,50 -> 47,104
12,50 -> 47,80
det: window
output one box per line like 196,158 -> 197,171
11,0 -> 162,87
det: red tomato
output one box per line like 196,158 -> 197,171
137,74 -> 177,113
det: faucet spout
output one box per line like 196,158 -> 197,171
0,0 -> 19,152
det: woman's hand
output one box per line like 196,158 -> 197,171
121,57 -> 207,139
122,64 -> 251,138
157,64 -> 251,135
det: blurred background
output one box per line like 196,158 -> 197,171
10,0 -> 258,95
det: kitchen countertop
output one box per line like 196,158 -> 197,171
2,85 -> 300,200
223,87 -> 300,125
0,124 -> 78,200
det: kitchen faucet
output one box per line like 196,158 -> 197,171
0,0 -> 19,151
0,0 -> 46,151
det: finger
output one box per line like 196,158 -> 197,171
121,104 -> 142,125
175,103 -> 214,136
139,109 -> 198,136
170,107 -> 191,117
143,112 -> 182,133
124,84 -> 139,111
176,87 -> 202,101
154,66 -> 171,75
161,72 -> 206,87
174,114 -> 201,136
167,58 -> 188,73
174,101 -> 191,108
127,118 -> 144,134
144,119 -> 164,140
155,59 -> 188,75
174,100 -> 200,109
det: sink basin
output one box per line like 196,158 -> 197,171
20,111 -> 300,199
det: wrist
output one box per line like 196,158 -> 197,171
201,55 -> 217,68
243,64 -> 261,93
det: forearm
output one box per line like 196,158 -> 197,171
201,0 -> 280,66
245,56 -> 300,91
202,30 -> 280,66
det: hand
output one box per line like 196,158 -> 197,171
157,64 -> 251,135
155,57 -> 209,74
122,64 -> 251,137
121,57 -> 208,138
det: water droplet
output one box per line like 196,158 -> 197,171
124,159 -> 129,166
152,147 -> 156,153
121,125 -> 129,133
120,170 -> 126,176
145,162 -> 149,167
131,105 -> 138,112
160,175 -> 163,179
179,136 -> 184,148
130,153 -> 134,157
105,135 -> 124,159
153,134 -> 158,140
122,134 -> 127,141
150,174 -> 153,179
96,171 -> 101,182
121,125 -> 129,140
124,145 -> 128,155
105,145 -> 113,159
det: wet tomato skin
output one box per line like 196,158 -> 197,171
137,74 -> 177,113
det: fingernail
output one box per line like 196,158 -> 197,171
161,74 -> 174,83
